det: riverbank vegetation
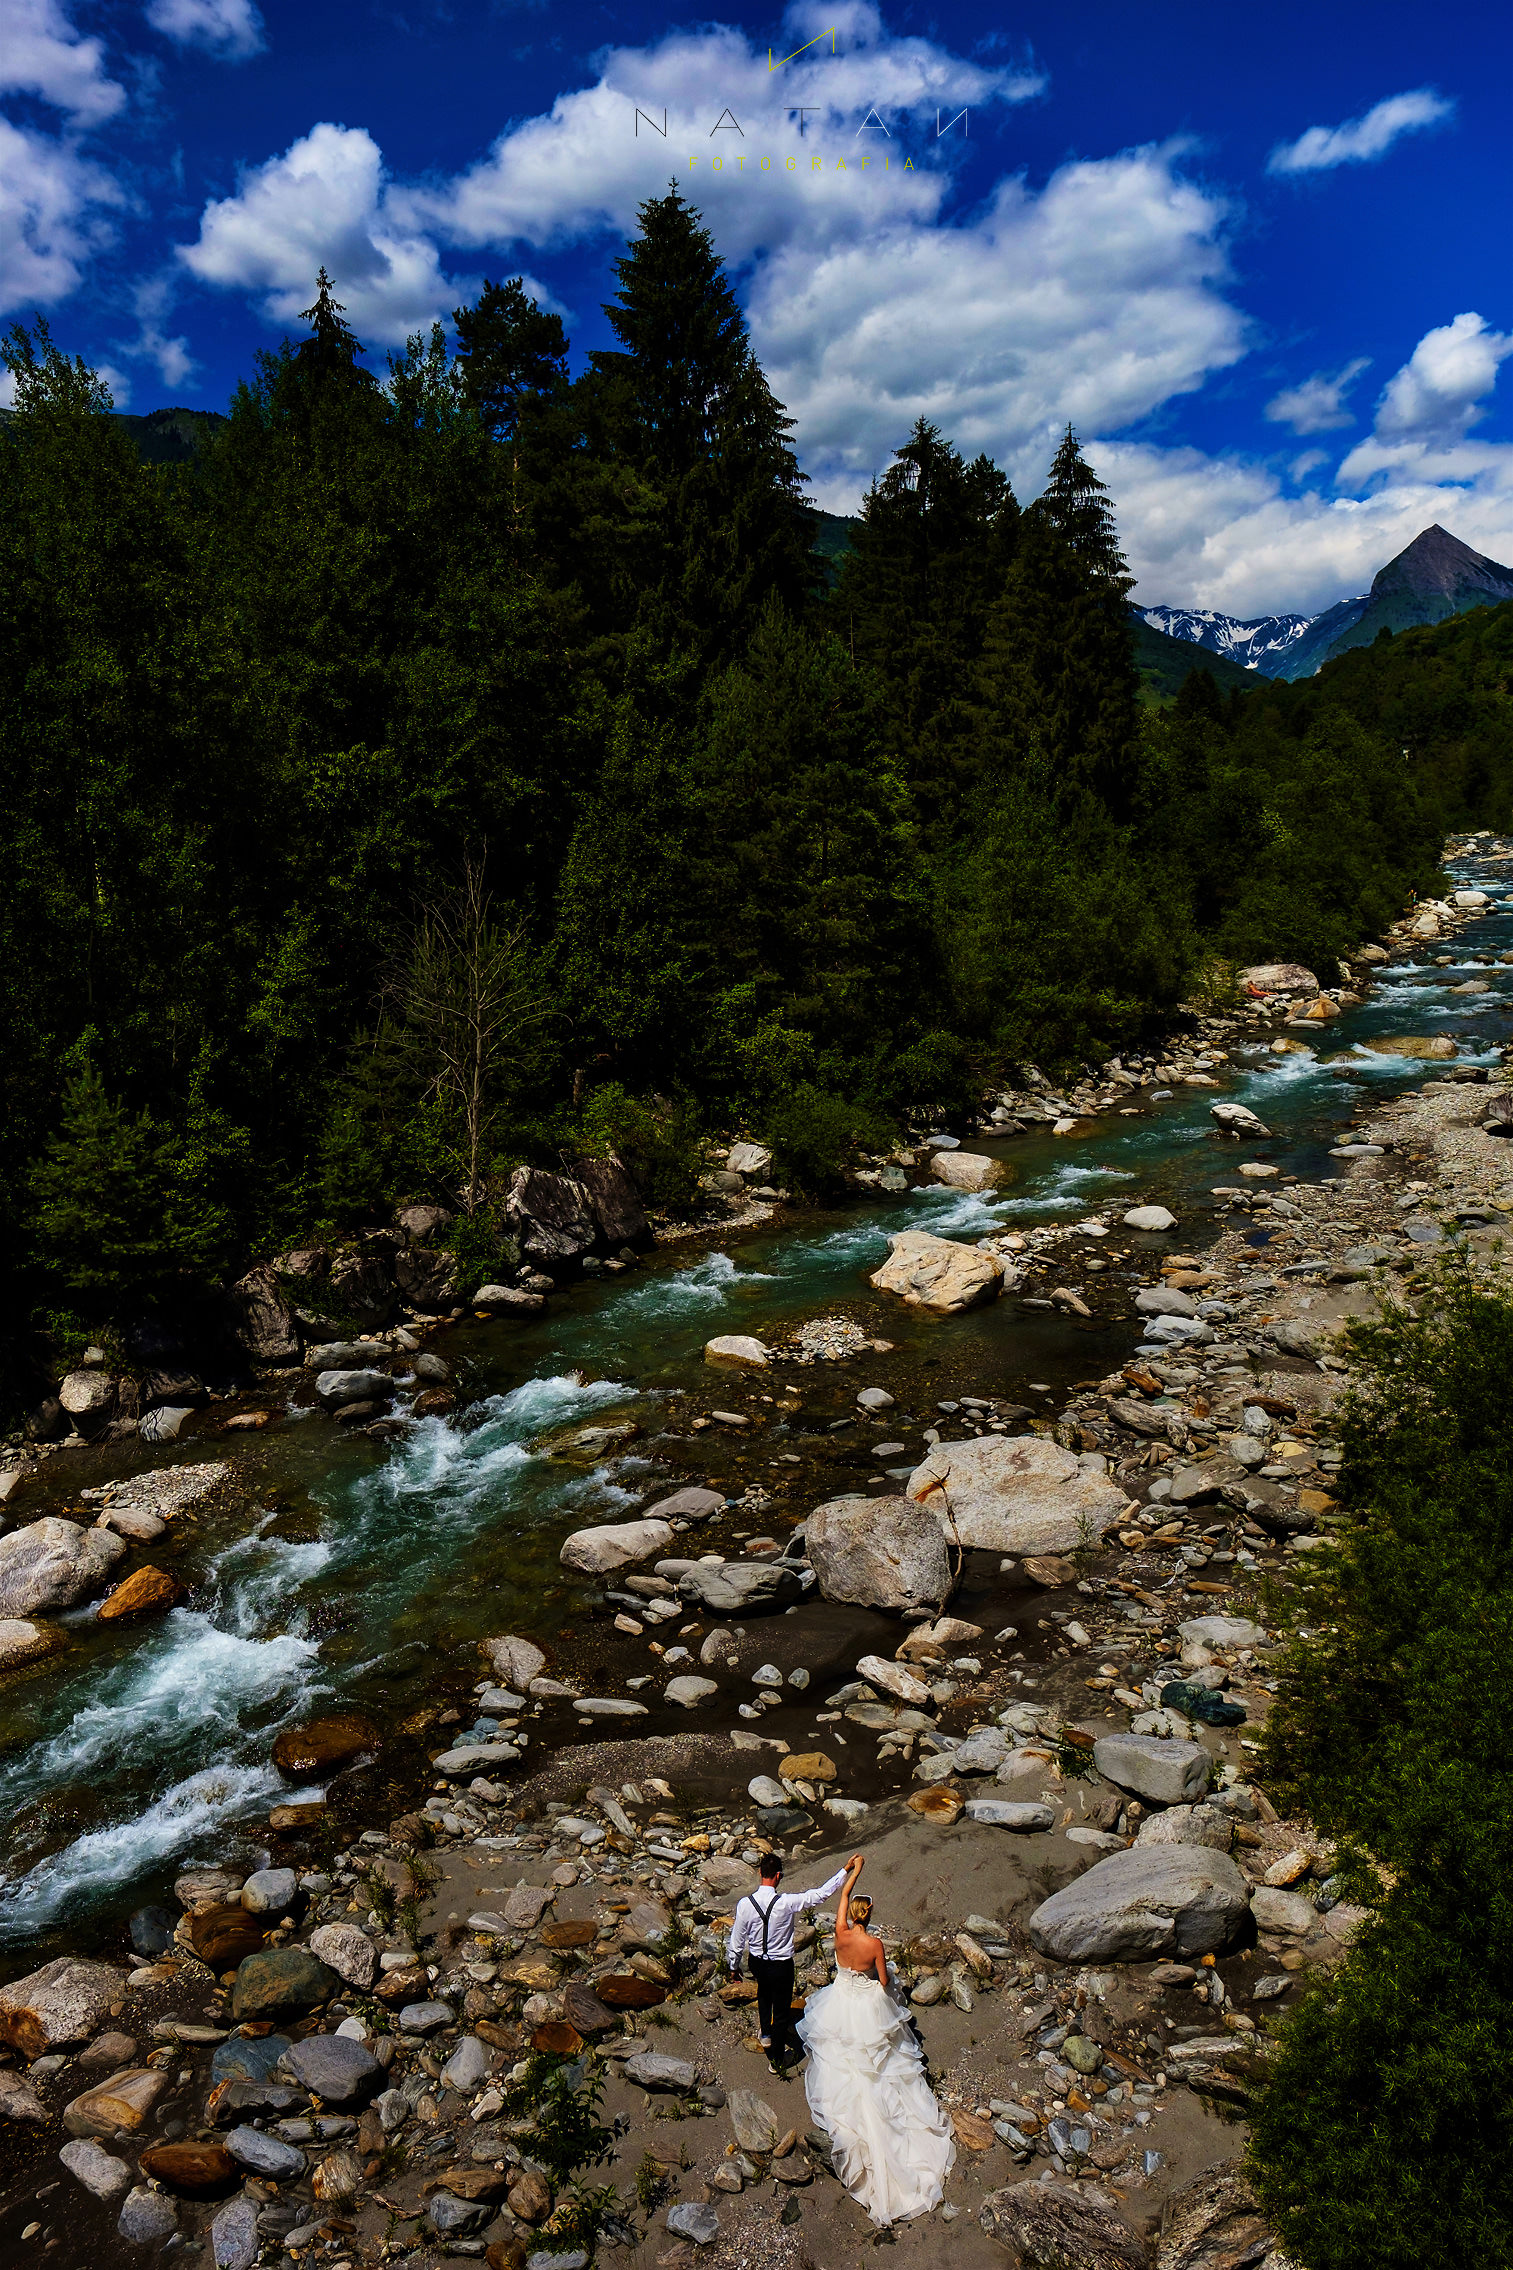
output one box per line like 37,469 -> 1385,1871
1248,1258 -> 1513,2267
2,183 -> 1509,1374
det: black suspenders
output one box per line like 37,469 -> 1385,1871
745,1887 -> 778,1958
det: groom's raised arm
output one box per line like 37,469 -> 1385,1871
796,1866 -> 849,1910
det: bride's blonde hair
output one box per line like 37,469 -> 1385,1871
848,1894 -> 872,1926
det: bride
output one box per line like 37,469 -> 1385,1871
796,1855 -> 956,2226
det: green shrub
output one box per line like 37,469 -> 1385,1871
579,1082 -> 705,1217
764,1082 -> 894,1196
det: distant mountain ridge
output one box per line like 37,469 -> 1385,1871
1144,523 -> 1513,682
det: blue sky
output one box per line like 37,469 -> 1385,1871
3,0 -> 1509,613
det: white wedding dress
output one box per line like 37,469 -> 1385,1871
797,1965 -> 956,2226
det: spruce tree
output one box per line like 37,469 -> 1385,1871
829,418 -> 1019,834
587,183 -> 816,658
453,278 -> 569,441
1034,426 -> 1134,595
31,1066 -> 177,1312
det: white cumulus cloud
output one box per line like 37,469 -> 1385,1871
1267,88 -> 1453,176
1370,310 -> 1512,441
144,0 -> 264,60
176,123 -> 474,346
1264,357 -> 1370,434
0,117 -> 124,313
1,0 -> 124,124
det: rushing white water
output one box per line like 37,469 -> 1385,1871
7,853 -> 1513,1945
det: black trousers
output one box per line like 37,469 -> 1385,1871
750,1955 -> 797,2054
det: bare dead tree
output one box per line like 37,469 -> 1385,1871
386,856 -> 550,1212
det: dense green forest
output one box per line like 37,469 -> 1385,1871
2,182 -> 1511,1381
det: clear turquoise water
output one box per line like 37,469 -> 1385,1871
3,858 -> 1509,1949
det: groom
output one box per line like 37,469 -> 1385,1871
727,1852 -> 856,2069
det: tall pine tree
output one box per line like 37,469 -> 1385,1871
587,183 -> 817,662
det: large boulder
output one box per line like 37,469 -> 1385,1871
806,1495 -> 956,1612
1241,963 -> 1319,996
1156,2162 -> 1275,2270
225,1264 -> 301,1363
394,1248 -> 459,1313
1368,1034 -> 1458,1061
1028,1846 -> 1250,1963
906,1436 -> 1130,1556
505,1167 -> 599,1269
560,1518 -> 673,1576
323,1242 -> 399,1329
0,1618 -> 68,1673
930,1151 -> 1011,1194
676,1561 -> 808,1616
95,1566 -> 184,1623
575,1153 -> 652,1249
870,1230 -> 1004,1313
979,2180 -> 1147,2268
1093,1733 -> 1212,1805
58,1370 -> 118,1439
0,1959 -> 126,2055
0,1519 -> 126,1618
314,1368 -> 390,1411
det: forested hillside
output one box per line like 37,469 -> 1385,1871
1,183 -> 1508,1390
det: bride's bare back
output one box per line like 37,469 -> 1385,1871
834,1856 -> 888,1986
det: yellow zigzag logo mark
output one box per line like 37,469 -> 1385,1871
768,26 -> 836,70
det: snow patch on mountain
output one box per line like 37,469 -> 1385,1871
1138,604 -> 1321,674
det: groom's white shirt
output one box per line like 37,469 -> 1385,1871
727,1867 -> 848,1967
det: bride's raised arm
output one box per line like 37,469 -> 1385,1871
836,1853 -> 864,1934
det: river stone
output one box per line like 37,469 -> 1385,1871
481,1634 -> 547,1687
931,1151 -> 1010,1194
869,1229 -> 1005,1313
435,1740 -> 522,1772
699,1855 -> 760,1901
139,1405 -> 194,1444
1123,1204 -> 1177,1232
1369,1034 -> 1458,1060
241,1866 -> 298,1915
667,2201 -> 722,2245
231,1949 -> 339,2023
95,1564 -> 184,1622
471,1284 -> 546,1314
1156,2162 -> 1276,2270
1241,963 -> 1318,996
559,1518 -> 673,1575
1093,1733 -> 1212,1805
271,1711 -> 380,1777
440,2034 -> 492,2092
0,1957 -> 126,2055
280,2033 -> 383,2105
572,1697 -> 649,1718
0,1617 -> 68,1673
1179,1615 -> 1266,1651
907,1435 -> 1129,1557
209,2032 -> 291,2086
806,1494 -> 956,1612
855,1653 -> 933,1706
666,1675 -> 719,1708
747,1774 -> 789,1808
0,2075 -> 47,2122
429,2191 -> 492,2236
705,1335 -> 770,1366
1136,1804 -> 1233,1851
138,2140 -> 238,2195
979,2178 -> 1147,2268
625,2051 -> 697,2093
1028,1847 -> 1251,1963
118,2185 -> 179,2246
0,1518 -> 126,1618
398,2001 -> 455,2033
728,2089 -> 781,2153
646,1487 -> 726,1523
59,2138 -> 131,2199
964,1799 -> 1055,1831
677,1561 -> 805,1615
1135,1287 -> 1196,1317
1250,1887 -> 1317,1939
211,2193 -> 259,2270
314,1368 -> 391,1410
223,2123 -> 306,2178
63,2068 -> 167,2139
